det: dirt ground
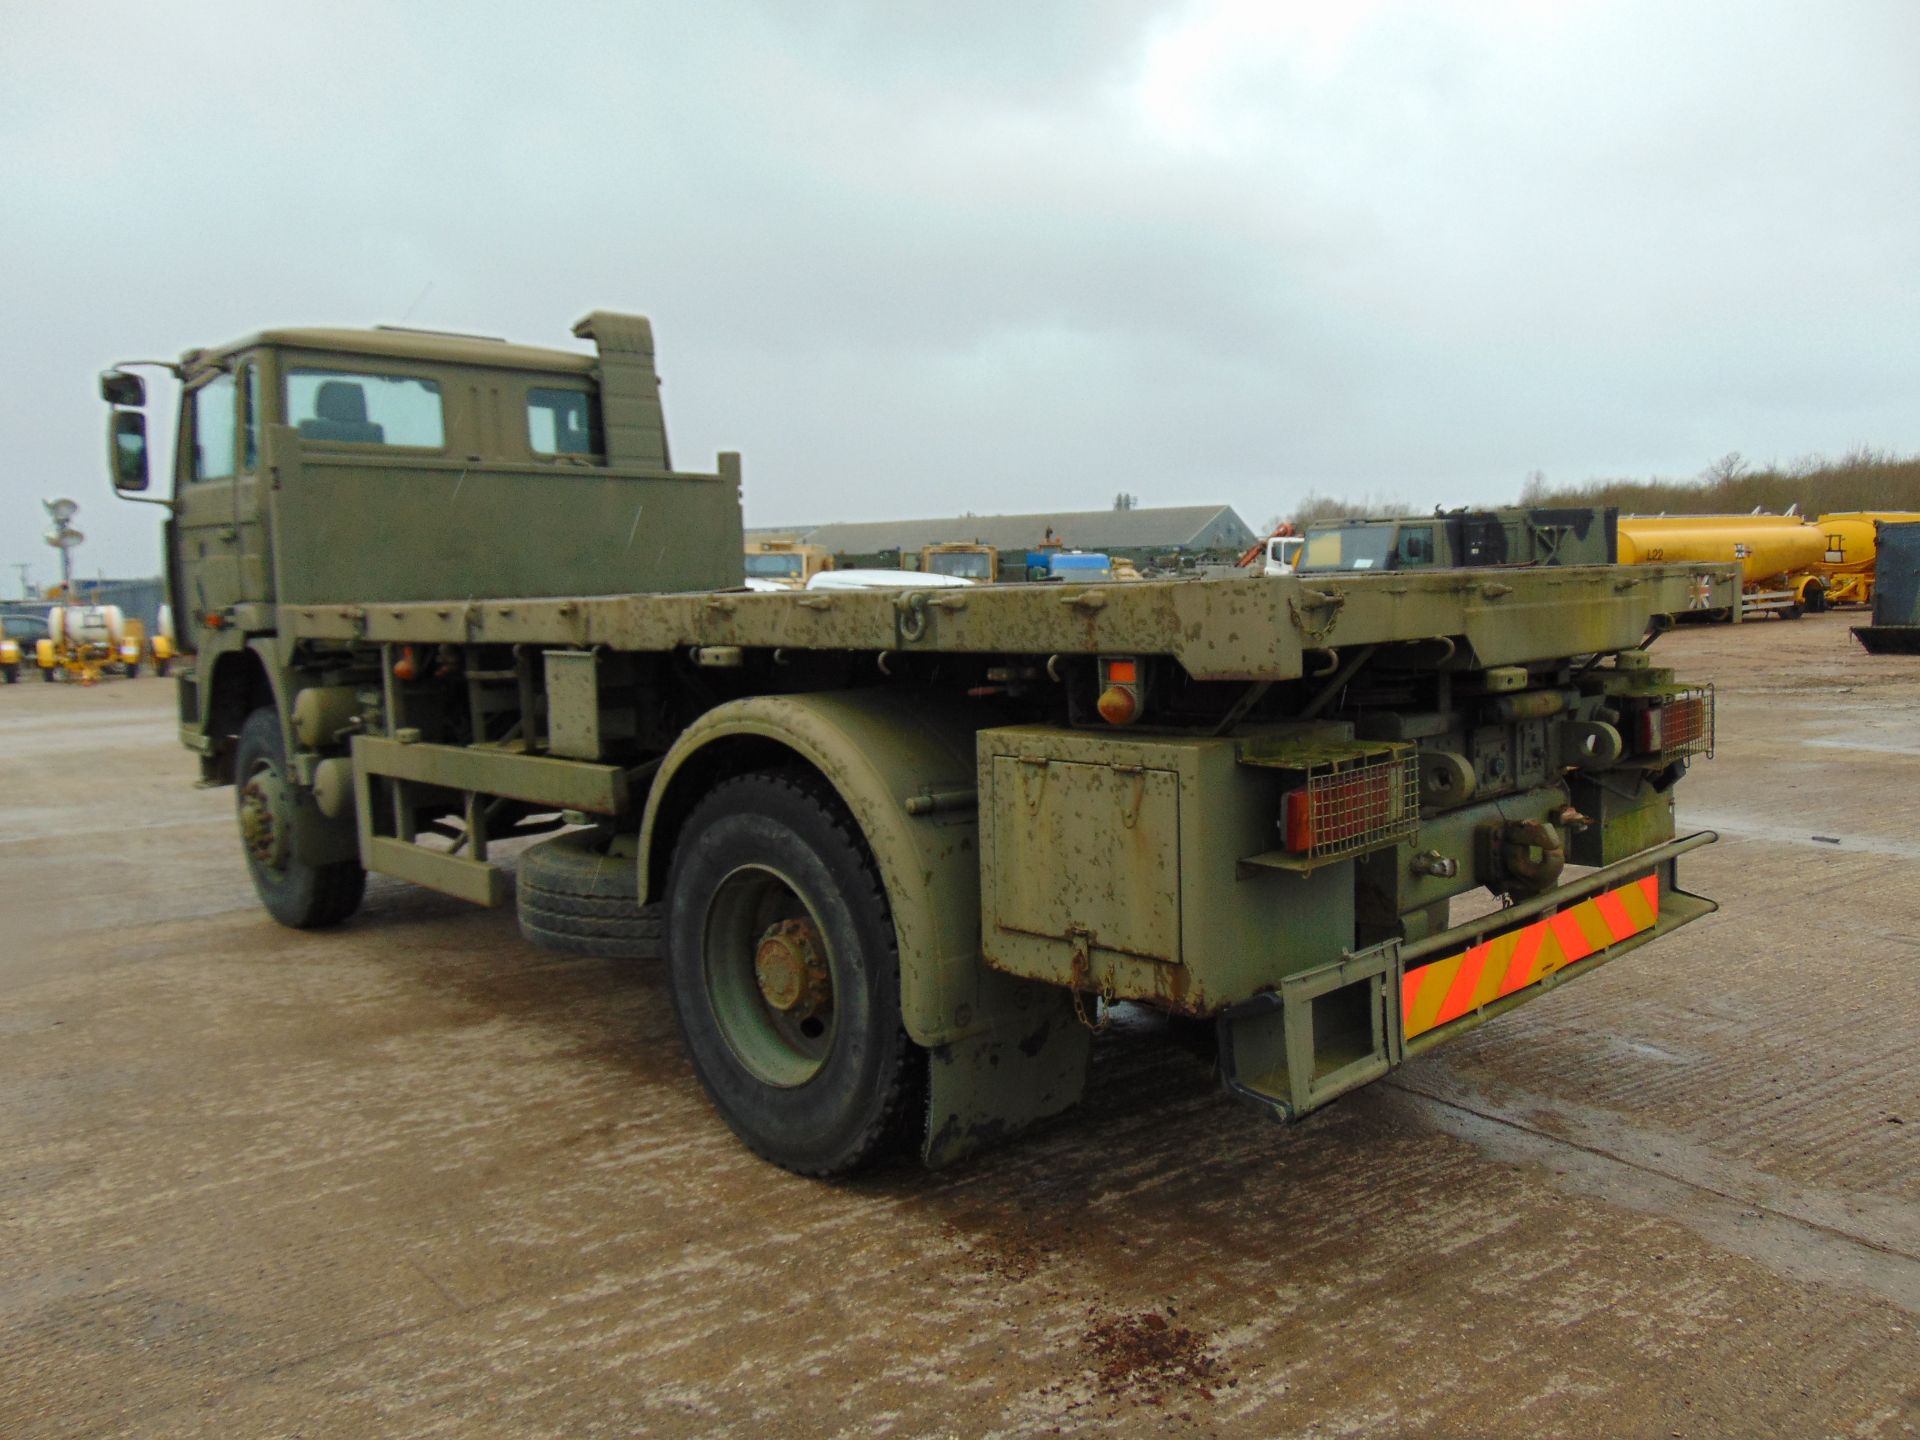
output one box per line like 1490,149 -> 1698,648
1,612 -> 1915,1439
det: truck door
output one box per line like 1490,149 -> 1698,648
172,362 -> 262,639
229,359 -> 270,605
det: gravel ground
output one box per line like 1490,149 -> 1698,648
1,612 -> 1914,1438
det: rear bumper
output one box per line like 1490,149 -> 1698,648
1217,831 -> 1717,1121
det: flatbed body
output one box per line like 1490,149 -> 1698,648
281,562 -> 1723,679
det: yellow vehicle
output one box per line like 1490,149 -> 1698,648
0,634 -> 20,683
1618,513 -> 1827,619
919,542 -> 999,582
29,597 -> 174,682
1813,512 -> 1920,607
744,539 -> 833,589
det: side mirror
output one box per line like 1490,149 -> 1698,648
109,410 -> 149,491
100,370 -> 146,407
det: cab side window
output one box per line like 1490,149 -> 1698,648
287,369 -> 445,448
527,387 -> 602,456
1397,526 -> 1435,566
190,374 -> 238,482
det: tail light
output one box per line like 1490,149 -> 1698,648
1280,754 -> 1419,859
1636,686 -> 1714,763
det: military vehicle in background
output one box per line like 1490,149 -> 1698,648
743,538 -> 833,589
1298,507 -> 1621,573
101,311 -> 1731,1178
1617,513 -> 1825,619
920,542 -> 1001,582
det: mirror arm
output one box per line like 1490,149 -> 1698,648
108,358 -> 184,379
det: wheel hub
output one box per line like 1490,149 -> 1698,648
239,769 -> 292,873
753,918 -> 830,1017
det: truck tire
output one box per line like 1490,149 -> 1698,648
515,829 -> 663,959
235,706 -> 366,929
664,769 -> 921,1176
2,664 -> 16,684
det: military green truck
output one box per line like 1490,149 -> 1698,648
1299,507 -> 1621,573
100,313 -> 1738,1176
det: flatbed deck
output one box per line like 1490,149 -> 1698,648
283,563 -> 1734,681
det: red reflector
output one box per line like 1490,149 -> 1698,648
1637,707 -> 1662,752
1106,658 -> 1138,684
1282,788 -> 1312,851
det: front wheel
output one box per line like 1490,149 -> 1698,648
235,706 -> 366,929
665,770 -> 922,1176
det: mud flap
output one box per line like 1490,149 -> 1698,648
922,994 -> 1091,1168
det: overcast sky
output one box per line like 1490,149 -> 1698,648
3,0 -> 1917,583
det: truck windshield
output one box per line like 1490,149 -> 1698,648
1299,525 -> 1398,572
745,554 -> 804,578
928,552 -> 993,578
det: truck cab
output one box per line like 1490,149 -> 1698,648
745,539 -> 834,588
100,312 -> 744,781
919,542 -> 999,582
1299,507 -> 1619,573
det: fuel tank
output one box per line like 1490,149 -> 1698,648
1814,512 -> 1920,577
1618,514 -> 1822,585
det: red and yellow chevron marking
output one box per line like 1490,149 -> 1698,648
1402,874 -> 1660,1040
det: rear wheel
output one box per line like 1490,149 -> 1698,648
235,707 -> 366,928
665,770 -> 921,1176
2,664 -> 16,684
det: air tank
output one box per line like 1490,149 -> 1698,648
1617,515 -> 1822,586
46,604 -> 125,647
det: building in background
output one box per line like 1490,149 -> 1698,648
749,504 -> 1256,560
0,577 -> 166,634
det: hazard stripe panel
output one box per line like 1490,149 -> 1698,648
1402,875 -> 1660,1040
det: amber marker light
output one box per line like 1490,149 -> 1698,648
1097,684 -> 1139,725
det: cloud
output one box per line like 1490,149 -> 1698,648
2,0 -> 1916,578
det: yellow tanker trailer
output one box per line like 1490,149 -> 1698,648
1617,514 -> 1826,619
1813,512 -> 1920,608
